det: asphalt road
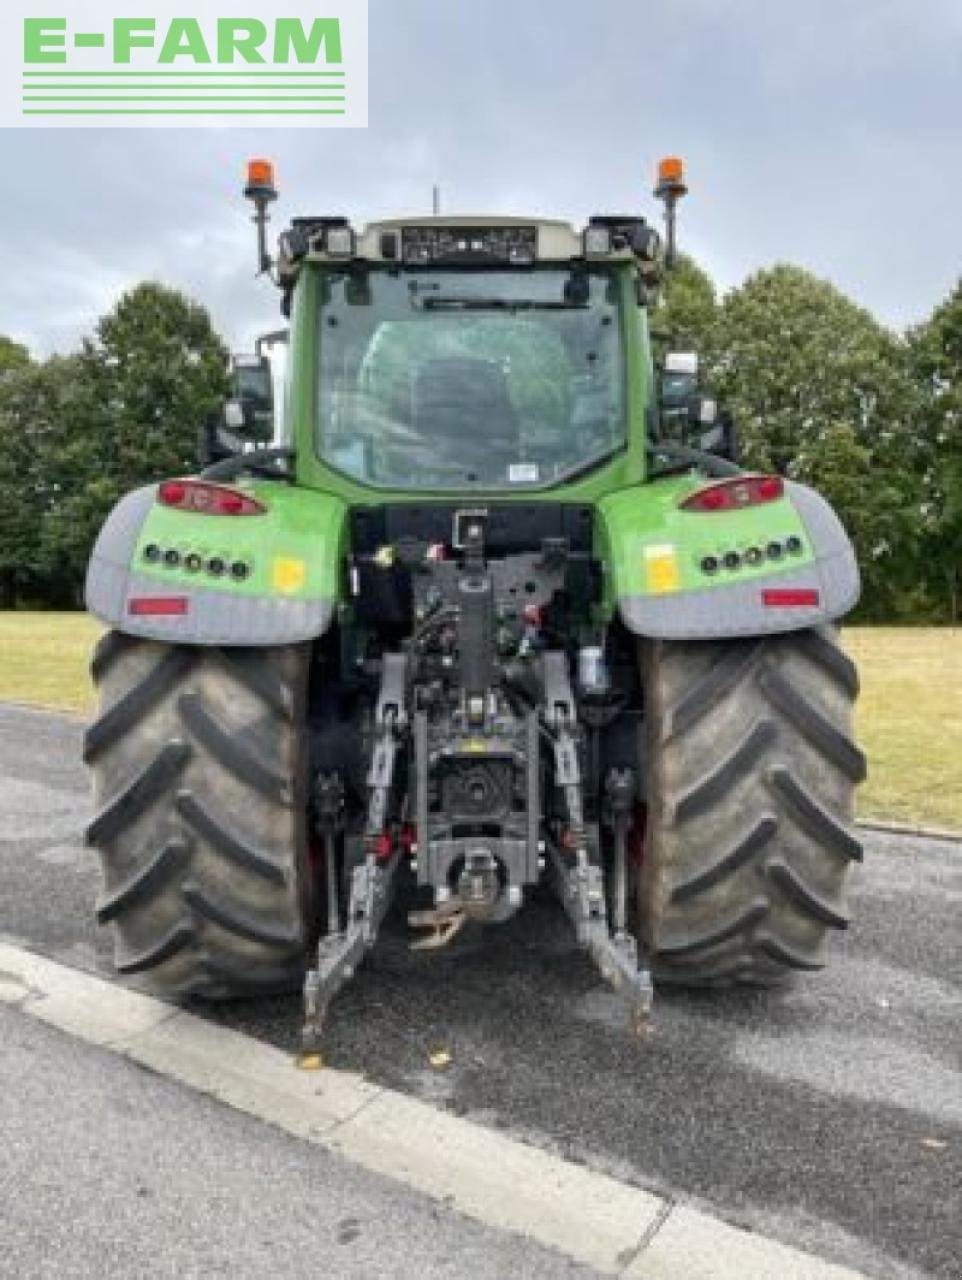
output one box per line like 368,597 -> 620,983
1,703 -> 959,1280
0,1004 -> 598,1280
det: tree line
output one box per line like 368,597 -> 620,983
658,259 -> 961,622
0,267 -> 959,620
0,284 -> 227,608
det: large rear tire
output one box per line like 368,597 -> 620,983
85,632 -> 316,998
639,626 -> 865,985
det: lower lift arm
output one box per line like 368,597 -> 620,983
302,654 -> 408,1052
540,652 -> 654,1034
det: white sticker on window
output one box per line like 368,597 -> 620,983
508,462 -> 539,483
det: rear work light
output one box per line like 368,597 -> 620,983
128,596 -> 189,617
681,475 -> 784,513
762,588 -> 820,608
158,480 -> 265,516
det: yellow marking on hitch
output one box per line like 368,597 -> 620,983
296,1052 -> 323,1071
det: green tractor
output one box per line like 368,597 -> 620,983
84,157 -> 865,1044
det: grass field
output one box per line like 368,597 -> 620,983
0,613 -> 958,832
843,627 -> 962,832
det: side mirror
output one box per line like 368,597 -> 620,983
660,351 -> 699,410
657,352 -> 737,461
199,354 -> 275,466
229,353 -> 275,442
223,397 -> 269,438
690,394 -> 717,428
200,404 -> 261,467
695,409 -> 738,462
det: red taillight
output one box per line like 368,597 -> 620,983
762,588 -> 820,607
158,479 -> 265,516
128,596 -> 189,616
681,475 -> 784,513
371,832 -> 393,860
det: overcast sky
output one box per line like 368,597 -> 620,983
2,0 -> 960,356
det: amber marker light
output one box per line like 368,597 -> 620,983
245,158 -> 276,194
655,155 -> 687,197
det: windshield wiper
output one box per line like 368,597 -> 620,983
419,297 -> 587,312
551,444 -> 624,485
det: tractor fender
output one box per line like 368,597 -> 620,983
85,481 -> 344,645
604,479 -> 860,640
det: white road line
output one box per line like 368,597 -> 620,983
0,941 -> 867,1279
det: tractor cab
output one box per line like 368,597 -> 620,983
271,210 -> 662,496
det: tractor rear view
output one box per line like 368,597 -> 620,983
84,158 -> 865,1044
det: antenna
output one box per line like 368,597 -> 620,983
432,184 -> 441,216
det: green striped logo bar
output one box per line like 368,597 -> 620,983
3,2 -> 368,127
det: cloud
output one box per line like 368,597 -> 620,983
1,0 -> 959,356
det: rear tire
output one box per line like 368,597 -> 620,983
639,626 -> 865,985
85,632 -> 316,998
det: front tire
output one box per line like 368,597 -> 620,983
85,633 -> 315,998
639,626 -> 865,985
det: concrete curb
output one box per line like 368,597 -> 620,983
856,818 -> 962,843
0,698 -> 88,723
0,942 -> 866,1279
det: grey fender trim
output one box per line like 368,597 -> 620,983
618,480 -> 860,640
88,485 -> 157,568
84,487 -> 336,645
87,562 -> 336,645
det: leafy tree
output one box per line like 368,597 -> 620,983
0,336 -> 29,376
38,283 -> 229,593
90,281 -> 230,490
653,254 -> 718,363
0,348 -> 42,606
908,280 -> 962,620
713,265 -> 923,618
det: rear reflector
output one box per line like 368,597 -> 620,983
762,588 -> 820,607
128,596 -> 189,616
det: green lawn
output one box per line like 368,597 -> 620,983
0,612 -> 101,716
843,627 -> 962,832
0,613 -> 958,832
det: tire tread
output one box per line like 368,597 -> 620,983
642,626 -> 862,986
86,633 -> 311,1000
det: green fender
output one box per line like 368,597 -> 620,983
597,475 -> 860,639
85,478 -> 346,645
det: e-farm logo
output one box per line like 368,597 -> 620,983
1,1 -> 367,127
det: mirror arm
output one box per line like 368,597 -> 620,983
647,441 -> 742,479
200,446 -> 295,483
